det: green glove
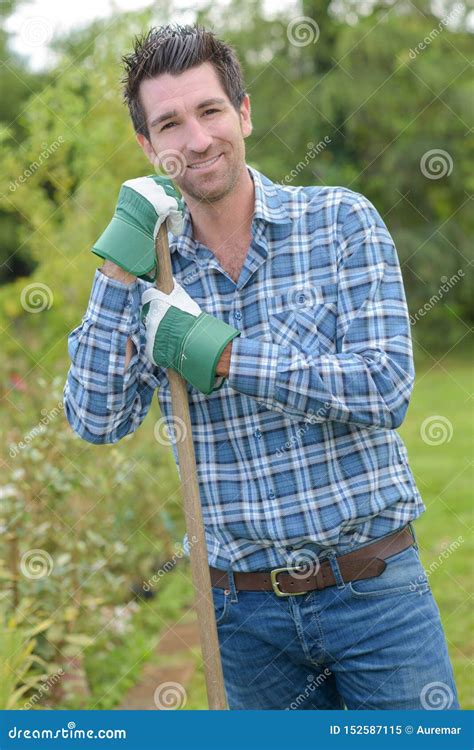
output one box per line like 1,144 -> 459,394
141,282 -> 240,395
92,175 -> 185,281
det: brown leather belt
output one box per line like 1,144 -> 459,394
210,525 -> 414,597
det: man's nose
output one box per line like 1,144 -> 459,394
185,119 -> 213,154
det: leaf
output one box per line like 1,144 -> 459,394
63,634 -> 95,647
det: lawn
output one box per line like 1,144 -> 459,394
398,350 -> 473,709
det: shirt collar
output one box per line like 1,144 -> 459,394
170,164 -> 291,255
247,165 -> 292,226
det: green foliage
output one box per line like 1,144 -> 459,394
84,570 -> 193,709
0,602 -> 52,709
1,371 -> 184,708
0,0 -> 51,284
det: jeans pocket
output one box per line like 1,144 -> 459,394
348,544 -> 430,599
211,585 -> 231,625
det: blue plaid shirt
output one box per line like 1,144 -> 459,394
64,165 -> 425,571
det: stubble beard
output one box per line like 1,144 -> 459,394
179,149 -> 245,205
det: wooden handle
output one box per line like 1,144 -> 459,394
154,224 -> 227,710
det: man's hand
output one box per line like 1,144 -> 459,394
92,175 -> 184,281
141,282 -> 240,395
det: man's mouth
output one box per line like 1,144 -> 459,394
187,154 -> 222,171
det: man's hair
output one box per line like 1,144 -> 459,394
122,24 -> 246,139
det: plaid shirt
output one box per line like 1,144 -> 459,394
64,165 -> 425,571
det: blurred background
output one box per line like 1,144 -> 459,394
0,0 -> 472,711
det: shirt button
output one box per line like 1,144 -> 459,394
234,310 -> 242,320
254,429 -> 262,439
268,490 -> 275,500
297,293 -> 306,304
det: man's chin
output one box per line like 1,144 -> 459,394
183,173 -> 234,203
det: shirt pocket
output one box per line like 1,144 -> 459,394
265,283 -> 337,355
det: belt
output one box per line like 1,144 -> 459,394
210,525 -> 414,597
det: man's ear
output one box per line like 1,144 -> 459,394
240,94 -> 252,139
136,133 -> 157,167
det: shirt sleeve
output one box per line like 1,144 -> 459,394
63,268 -> 160,443
227,194 -> 415,430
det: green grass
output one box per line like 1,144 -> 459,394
399,353 -> 473,709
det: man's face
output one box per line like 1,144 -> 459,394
137,62 -> 252,204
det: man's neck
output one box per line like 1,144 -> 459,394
185,164 -> 255,252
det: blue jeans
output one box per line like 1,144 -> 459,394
212,525 -> 460,710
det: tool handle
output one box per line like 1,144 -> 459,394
154,223 -> 227,710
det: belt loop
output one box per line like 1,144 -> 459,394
325,550 -> 346,590
408,521 -> 419,551
226,567 -> 239,603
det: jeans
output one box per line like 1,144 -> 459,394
211,525 -> 460,710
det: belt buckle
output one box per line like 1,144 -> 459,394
270,566 -> 308,597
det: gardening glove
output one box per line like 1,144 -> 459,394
92,175 -> 185,282
141,282 -> 240,395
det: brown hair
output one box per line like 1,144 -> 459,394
122,24 -> 246,139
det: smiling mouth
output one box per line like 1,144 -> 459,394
187,154 -> 222,170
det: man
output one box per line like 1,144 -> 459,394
64,24 -> 459,710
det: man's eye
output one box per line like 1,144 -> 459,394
203,109 -> 219,115
161,122 -> 176,131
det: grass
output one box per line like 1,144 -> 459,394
398,351 -> 473,709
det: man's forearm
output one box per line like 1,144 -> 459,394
216,341 -> 233,377
100,259 -> 136,286
100,261 -> 137,372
